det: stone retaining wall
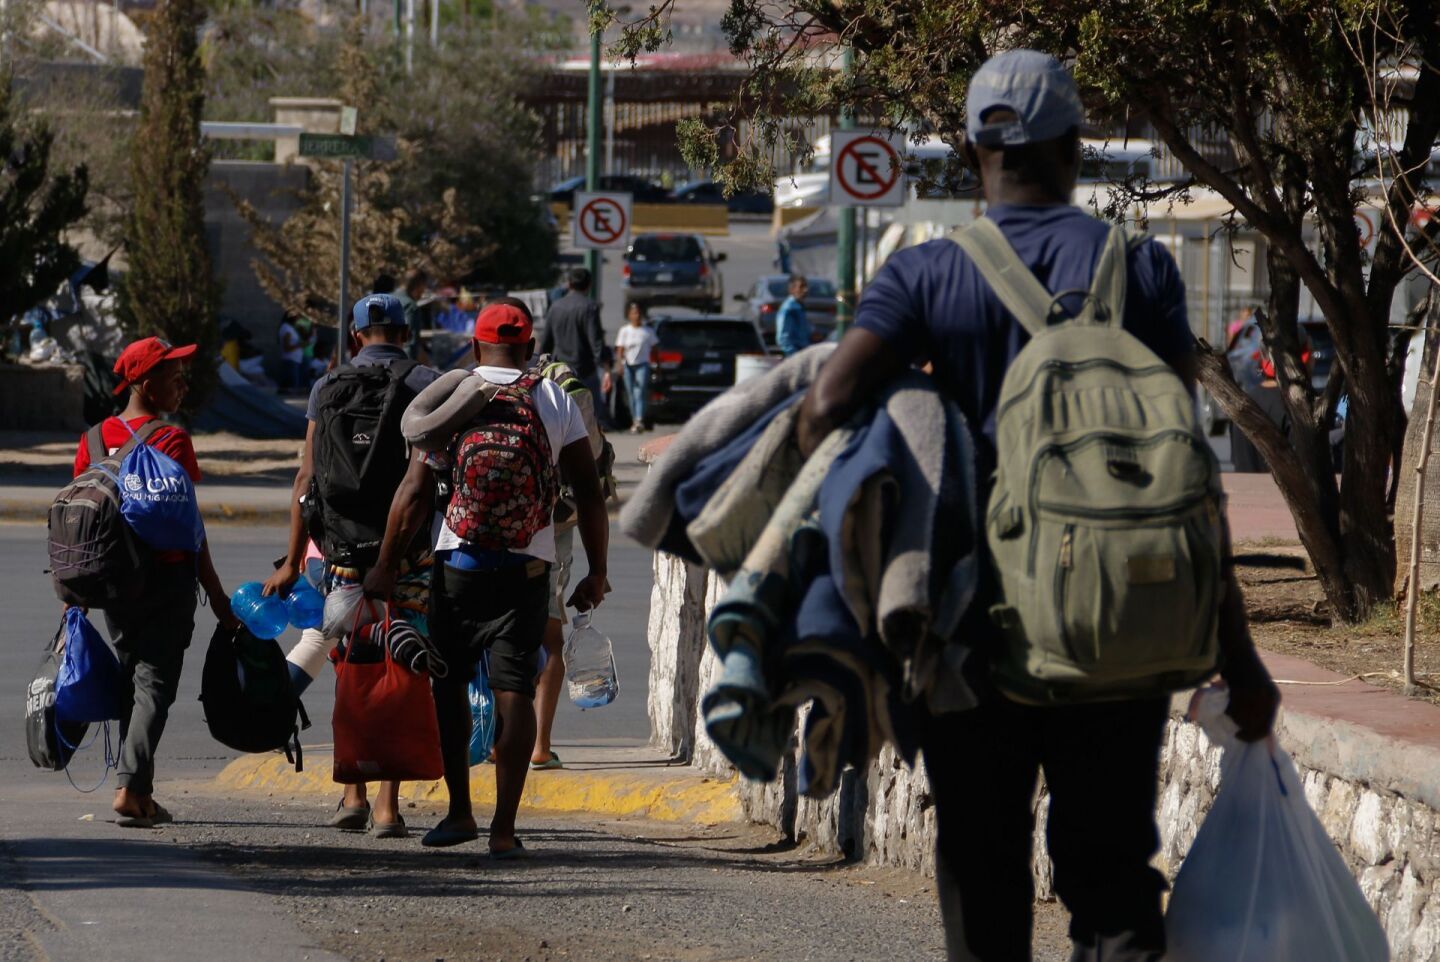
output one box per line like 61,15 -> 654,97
644,549 -> 1440,961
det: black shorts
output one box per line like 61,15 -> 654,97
429,558 -> 552,697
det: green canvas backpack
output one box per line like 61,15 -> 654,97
952,218 -> 1223,704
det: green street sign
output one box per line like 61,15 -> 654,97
298,133 -> 398,161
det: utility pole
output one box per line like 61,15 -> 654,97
834,46 -> 856,336
604,67 -> 616,178
585,21 -> 603,302
429,0 -> 438,47
404,0 -> 415,73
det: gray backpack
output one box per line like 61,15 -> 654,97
953,218 -> 1223,704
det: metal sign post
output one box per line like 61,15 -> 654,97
298,129 -> 397,364
339,157 -> 353,363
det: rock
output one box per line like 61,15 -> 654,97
1352,791 -> 1393,866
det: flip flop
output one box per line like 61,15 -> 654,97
330,800 -> 371,831
530,751 -> 564,771
421,821 -> 480,848
488,838 -> 528,860
370,813 -> 409,839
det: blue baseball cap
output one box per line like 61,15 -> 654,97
966,49 -> 1085,148
351,293 -> 407,331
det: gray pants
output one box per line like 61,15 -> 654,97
104,563 -> 197,796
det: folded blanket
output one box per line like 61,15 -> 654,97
620,343 -> 835,549
400,369 -> 502,452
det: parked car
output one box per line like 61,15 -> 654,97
548,174 -> 671,206
733,274 -> 839,346
621,233 -> 726,312
1223,316 -> 1337,471
670,180 -> 775,215
646,313 -> 768,422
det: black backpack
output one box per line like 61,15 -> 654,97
25,624 -> 90,772
307,360 -> 422,567
199,624 -> 310,771
48,420 -> 162,608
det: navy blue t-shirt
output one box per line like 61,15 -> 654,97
857,204 -> 1193,463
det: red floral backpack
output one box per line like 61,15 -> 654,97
445,374 -> 558,550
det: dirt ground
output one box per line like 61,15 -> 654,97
1235,543 -> 1440,704
0,430 -> 302,483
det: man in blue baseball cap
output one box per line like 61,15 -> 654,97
261,289 -> 444,840
795,50 -> 1278,961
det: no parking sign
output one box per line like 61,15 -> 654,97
829,131 -> 906,207
573,191 -> 633,250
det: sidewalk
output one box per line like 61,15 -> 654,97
216,744 -> 742,825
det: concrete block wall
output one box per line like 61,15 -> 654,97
643,537 -> 1440,961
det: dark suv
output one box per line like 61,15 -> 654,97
621,233 -> 726,312
646,314 -> 768,422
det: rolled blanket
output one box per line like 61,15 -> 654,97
400,369 -> 502,452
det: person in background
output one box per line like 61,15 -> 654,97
364,299 -> 610,857
72,336 -> 238,827
540,268 -> 608,414
613,302 -> 658,433
277,310 -> 306,394
396,269 -> 429,361
775,275 -> 811,357
372,273 -> 398,295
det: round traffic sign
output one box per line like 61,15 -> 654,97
835,135 -> 902,201
578,197 -> 628,246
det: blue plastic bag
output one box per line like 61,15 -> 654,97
113,422 -> 204,553
467,654 -> 497,766
55,607 -> 123,724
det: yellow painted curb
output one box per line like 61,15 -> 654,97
216,752 -> 742,826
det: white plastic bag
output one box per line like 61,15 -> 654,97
1165,686 -> 1389,962
321,583 -> 381,640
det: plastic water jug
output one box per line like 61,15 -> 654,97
285,580 -> 325,630
563,610 -> 618,709
231,582 -> 290,640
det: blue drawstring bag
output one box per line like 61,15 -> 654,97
110,420 -> 205,553
55,607 -> 124,724
467,653 -> 497,766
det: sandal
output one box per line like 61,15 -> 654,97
330,799 -> 371,831
530,751 -> 564,771
115,812 -> 155,829
421,819 -> 480,848
369,812 -> 409,839
489,838 -> 529,860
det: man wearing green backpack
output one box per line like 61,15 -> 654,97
795,50 -> 1281,962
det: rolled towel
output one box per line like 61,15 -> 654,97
400,369 -> 504,452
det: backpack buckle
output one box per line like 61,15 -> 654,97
988,605 -> 1020,630
994,507 -> 1024,539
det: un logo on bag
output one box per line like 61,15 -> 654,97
123,474 -> 143,493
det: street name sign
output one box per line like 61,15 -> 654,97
573,191 -> 634,250
829,130 -> 906,207
298,133 -> 398,162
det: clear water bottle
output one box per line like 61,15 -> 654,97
285,580 -> 325,630
231,582 -> 290,640
563,610 -> 618,709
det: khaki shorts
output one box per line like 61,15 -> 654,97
549,525 -> 575,624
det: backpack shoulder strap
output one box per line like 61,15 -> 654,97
1087,226 -> 1129,329
85,424 -> 107,464
949,218 -> 1054,337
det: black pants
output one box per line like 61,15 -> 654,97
926,696 -> 1170,962
104,562 -> 197,796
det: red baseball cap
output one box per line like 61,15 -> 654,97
473,302 -> 534,345
112,336 -> 198,395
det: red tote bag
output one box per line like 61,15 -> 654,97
331,608 -> 444,784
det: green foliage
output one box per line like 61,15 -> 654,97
119,0 -> 221,414
0,74 -> 89,323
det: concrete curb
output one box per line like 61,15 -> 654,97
216,751 -> 743,825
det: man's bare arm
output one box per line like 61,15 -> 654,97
795,328 -> 905,457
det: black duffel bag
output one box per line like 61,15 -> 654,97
199,624 -> 309,771
26,624 -> 90,771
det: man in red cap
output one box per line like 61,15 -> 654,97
364,297 -> 610,858
72,336 -> 238,828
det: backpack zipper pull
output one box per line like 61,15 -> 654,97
1059,527 -> 1074,569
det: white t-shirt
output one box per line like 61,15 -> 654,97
614,324 -> 659,367
277,321 -> 304,364
430,366 -> 589,563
